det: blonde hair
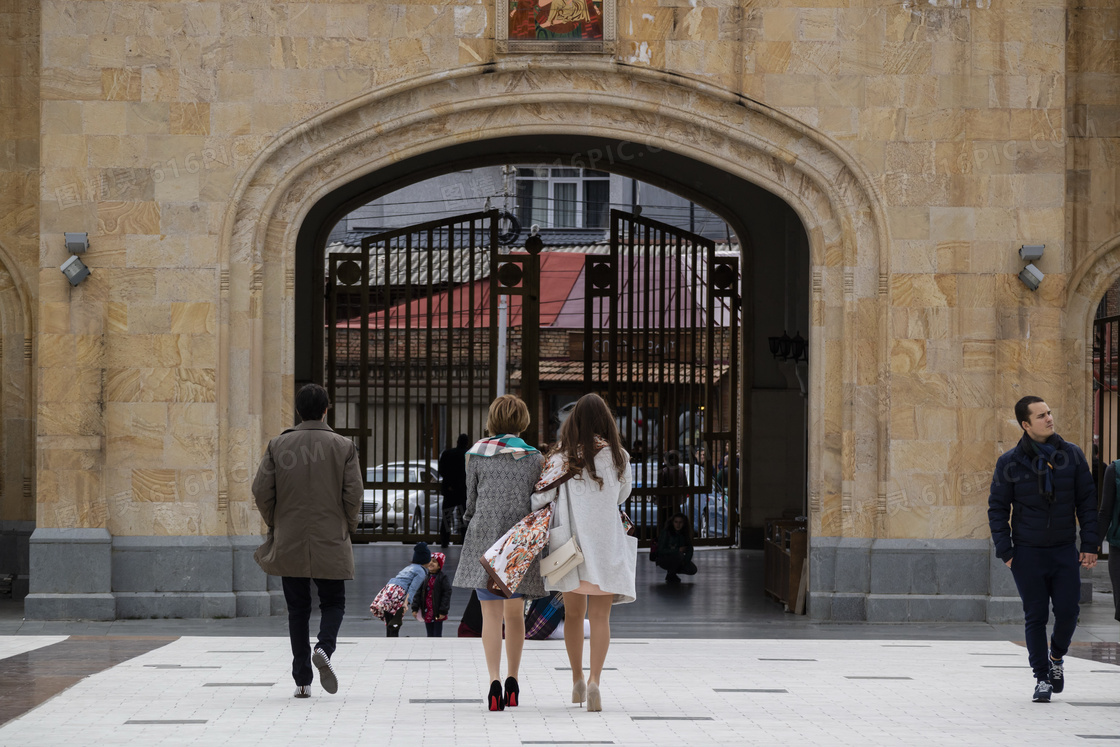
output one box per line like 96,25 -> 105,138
486,394 -> 531,436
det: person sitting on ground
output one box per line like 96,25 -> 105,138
656,512 -> 697,584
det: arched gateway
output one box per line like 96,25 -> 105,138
216,60 -> 892,618
26,58 -> 913,618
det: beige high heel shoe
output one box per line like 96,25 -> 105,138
586,681 -> 602,712
572,679 -> 586,705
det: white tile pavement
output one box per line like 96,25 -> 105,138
2,636 -> 1120,746
0,635 -> 65,659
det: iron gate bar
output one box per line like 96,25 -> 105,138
586,209 -> 739,548
326,210 -> 502,543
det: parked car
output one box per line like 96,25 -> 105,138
627,458 -> 728,539
360,460 -> 439,532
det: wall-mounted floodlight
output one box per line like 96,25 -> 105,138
60,255 -> 90,286
1019,244 -> 1045,262
1018,263 -> 1043,292
64,232 -> 89,255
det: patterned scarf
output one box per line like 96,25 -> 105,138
535,436 -> 609,492
466,434 -> 539,466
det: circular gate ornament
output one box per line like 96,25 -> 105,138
336,260 -> 363,286
712,264 -> 736,290
497,261 -> 523,287
588,261 -> 613,290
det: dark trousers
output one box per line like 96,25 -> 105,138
1110,553 -> 1120,623
385,607 -> 403,637
657,552 -> 697,577
439,503 -> 463,546
425,621 -> 444,637
1009,544 -> 1081,681
282,577 -> 346,686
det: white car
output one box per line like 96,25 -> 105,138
361,461 -> 440,531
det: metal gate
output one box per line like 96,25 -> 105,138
325,207 -> 736,546
1094,298 -> 1120,508
584,210 -> 740,546
325,210 -> 540,543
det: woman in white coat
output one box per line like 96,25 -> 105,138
532,393 -> 636,712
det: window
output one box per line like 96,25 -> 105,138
515,167 -> 610,229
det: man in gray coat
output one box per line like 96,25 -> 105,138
252,383 -> 363,698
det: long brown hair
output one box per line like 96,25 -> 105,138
555,393 -> 627,487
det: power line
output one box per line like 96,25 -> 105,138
348,193 -> 723,212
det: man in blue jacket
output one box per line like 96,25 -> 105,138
988,396 -> 1099,703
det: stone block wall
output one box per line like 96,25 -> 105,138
9,1 -> 1119,619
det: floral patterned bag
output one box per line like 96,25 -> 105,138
479,504 -> 553,598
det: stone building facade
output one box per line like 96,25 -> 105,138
0,1 -> 1117,620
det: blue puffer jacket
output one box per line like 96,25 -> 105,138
988,433 -> 1099,562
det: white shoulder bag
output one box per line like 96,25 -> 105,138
540,481 -> 584,583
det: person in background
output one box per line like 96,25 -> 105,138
439,434 -> 471,548
251,383 -> 362,700
452,395 -> 546,712
656,513 -> 697,584
988,396 -> 1098,703
412,551 -> 452,637
657,450 -> 687,533
1095,458 -> 1120,633
370,542 -> 432,637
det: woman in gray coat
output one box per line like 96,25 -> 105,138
452,395 -> 545,711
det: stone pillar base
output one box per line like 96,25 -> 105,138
809,538 -> 997,623
26,528 -> 113,620
115,592 -> 237,619
25,530 -> 279,620
987,596 -> 1025,624
0,520 -> 33,601
268,573 -> 287,615
235,591 -> 272,617
24,592 -> 116,621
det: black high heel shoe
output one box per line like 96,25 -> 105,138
487,679 -> 505,711
504,676 -> 520,708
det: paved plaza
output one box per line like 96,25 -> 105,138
3,636 -> 1120,745
1,548 -> 1119,745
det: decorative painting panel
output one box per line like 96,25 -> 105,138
497,0 -> 616,54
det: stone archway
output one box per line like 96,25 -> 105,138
217,61 -> 891,615
1066,231 -> 1120,453
0,241 -> 35,598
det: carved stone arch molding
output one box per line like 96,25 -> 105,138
218,60 -> 891,543
1066,231 -> 1120,452
0,239 -> 36,597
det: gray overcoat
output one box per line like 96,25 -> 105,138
251,420 -> 363,580
452,450 -> 547,599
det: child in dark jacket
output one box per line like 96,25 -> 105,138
411,552 -> 452,637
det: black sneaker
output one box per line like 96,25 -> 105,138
1048,658 -> 1064,693
312,648 -> 338,694
1033,680 -> 1053,703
